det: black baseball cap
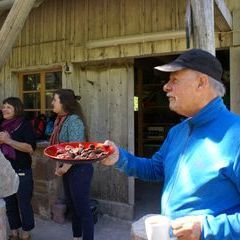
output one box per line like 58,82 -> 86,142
155,49 -> 223,82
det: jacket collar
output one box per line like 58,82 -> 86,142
187,97 -> 227,127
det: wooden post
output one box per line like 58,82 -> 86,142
190,0 -> 215,55
230,10 -> 240,114
0,0 -> 36,70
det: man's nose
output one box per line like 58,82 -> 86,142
163,82 -> 170,92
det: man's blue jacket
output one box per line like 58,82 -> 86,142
116,97 -> 240,239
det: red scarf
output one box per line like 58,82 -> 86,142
49,114 -> 68,145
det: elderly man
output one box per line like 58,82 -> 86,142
102,49 -> 240,240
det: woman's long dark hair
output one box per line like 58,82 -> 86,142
53,89 -> 88,139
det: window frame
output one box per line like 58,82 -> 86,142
19,68 -> 62,116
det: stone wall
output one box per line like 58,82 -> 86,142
31,141 -> 59,219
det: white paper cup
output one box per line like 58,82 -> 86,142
145,215 -> 175,240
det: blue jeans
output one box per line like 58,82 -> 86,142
63,164 -> 94,240
4,168 -> 35,231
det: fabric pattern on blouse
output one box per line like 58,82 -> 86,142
58,114 -> 85,143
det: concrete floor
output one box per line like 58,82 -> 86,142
31,214 -> 132,240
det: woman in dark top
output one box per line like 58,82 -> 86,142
0,97 -> 36,240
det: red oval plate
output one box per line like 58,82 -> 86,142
44,142 -> 114,164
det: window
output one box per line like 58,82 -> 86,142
19,69 -> 62,119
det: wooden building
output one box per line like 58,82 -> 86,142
0,0 -> 239,220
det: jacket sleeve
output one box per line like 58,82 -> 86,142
116,148 -> 164,181
201,151 -> 240,239
115,129 -> 173,181
0,151 -> 19,198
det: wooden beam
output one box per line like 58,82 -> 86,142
0,0 -> 36,70
0,0 -> 15,10
86,30 -> 185,49
190,0 -> 215,55
0,0 -> 43,10
214,0 -> 232,32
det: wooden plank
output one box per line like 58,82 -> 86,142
151,0 -> 157,32
86,30 -> 185,49
233,9 -> 240,46
152,39 -> 173,54
51,0 -> 57,63
124,0 -> 140,35
214,0 -> 232,31
68,0 -> 75,44
190,0 -> 215,55
120,0 -> 125,36
106,0 -> 121,38
155,0 -> 173,31
137,69 -> 143,156
176,0 -> 187,29
42,1 -> 49,42
74,0 -> 86,45
143,0 -> 152,33
126,65 -> 135,205
88,0 -> 104,40
230,46 -> 240,114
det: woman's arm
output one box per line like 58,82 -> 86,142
0,131 -> 33,154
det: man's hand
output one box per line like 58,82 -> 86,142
171,216 -> 203,240
101,140 -> 119,166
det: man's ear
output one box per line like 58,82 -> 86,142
197,74 -> 209,89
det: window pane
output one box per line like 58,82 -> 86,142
23,93 -> 40,109
23,74 -> 40,91
45,72 -> 62,90
45,91 -> 54,109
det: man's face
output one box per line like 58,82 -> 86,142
163,69 -> 202,117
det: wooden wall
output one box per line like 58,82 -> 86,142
68,63 -> 134,203
0,0 -> 234,99
0,0 -> 234,71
